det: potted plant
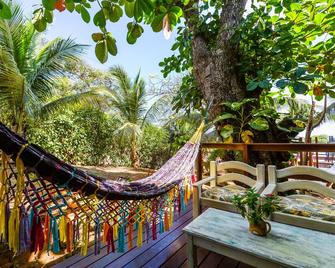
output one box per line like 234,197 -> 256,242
232,188 -> 280,236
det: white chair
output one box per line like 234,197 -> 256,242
263,165 -> 335,234
192,161 -> 265,218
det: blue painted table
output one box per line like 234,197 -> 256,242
183,208 -> 335,268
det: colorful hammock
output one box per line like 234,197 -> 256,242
0,122 -> 203,256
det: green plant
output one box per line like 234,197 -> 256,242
232,188 -> 280,225
215,98 -> 278,143
0,3 -> 100,134
104,66 -> 166,167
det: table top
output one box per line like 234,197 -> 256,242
183,208 -> 335,268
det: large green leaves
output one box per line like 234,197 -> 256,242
249,117 -> 269,131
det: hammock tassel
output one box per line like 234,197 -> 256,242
164,210 -> 169,232
66,220 -> 73,253
59,215 -> 67,243
52,218 -> 60,253
137,221 -> 143,247
106,224 -> 115,253
0,200 -> 6,241
30,215 -> 44,254
128,222 -> 133,249
80,221 -> 89,256
94,220 -> 101,255
117,225 -> 125,252
8,207 -> 20,253
19,207 -> 30,254
103,222 -> 109,243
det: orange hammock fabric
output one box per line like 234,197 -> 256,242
0,122 -> 203,256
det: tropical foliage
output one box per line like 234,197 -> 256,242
0,3 -> 100,134
104,66 -> 169,167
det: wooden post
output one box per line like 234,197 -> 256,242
242,144 -> 249,163
196,146 -> 202,182
315,137 -> 319,168
209,161 -> 217,187
299,138 -> 303,165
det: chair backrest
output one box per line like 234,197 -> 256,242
210,161 -> 265,190
268,165 -> 335,199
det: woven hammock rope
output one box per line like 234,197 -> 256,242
0,122 -> 204,256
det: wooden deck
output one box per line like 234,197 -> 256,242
52,205 -> 253,268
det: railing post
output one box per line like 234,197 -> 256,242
243,144 -> 249,163
196,145 -> 202,182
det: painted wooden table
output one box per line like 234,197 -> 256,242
183,208 -> 335,268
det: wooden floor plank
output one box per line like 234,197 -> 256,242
123,223 -> 190,268
199,252 -> 224,268
218,256 -> 240,268
146,239 -> 187,268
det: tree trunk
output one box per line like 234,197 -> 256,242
186,0 -> 248,119
185,0 -> 290,167
130,134 -> 140,168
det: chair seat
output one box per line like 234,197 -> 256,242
201,185 -> 246,202
279,194 -> 335,222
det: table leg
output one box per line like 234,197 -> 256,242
187,234 -> 197,268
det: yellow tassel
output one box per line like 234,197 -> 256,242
80,221 -> 89,256
136,221 -> 143,247
8,207 -> 20,253
164,211 -> 169,231
59,216 -> 67,243
0,201 -> 6,239
169,205 -> 173,228
113,224 -> 118,240
187,183 -> 191,201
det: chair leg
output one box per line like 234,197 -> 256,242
193,187 -> 200,219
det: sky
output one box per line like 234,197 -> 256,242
20,0 -> 176,79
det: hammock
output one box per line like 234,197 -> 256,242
0,121 -> 204,256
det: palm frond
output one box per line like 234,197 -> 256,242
110,65 -> 132,96
29,38 -> 87,102
37,88 -> 106,118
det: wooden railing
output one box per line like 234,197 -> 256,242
197,143 -> 335,181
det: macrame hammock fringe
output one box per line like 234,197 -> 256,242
0,121 -> 204,257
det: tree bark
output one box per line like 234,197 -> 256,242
130,133 -> 140,168
186,0 -> 248,119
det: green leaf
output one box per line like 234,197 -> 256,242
220,125 -> 234,139
95,41 -> 108,63
151,15 -> 164,32
141,0 -> 153,15
276,79 -> 289,89
66,1 -> 75,12
259,80 -> 271,89
92,33 -> 104,42
249,117 -> 269,131
33,17 -> 47,32
127,31 -> 137,44
0,1 -> 12,19
124,1 -> 134,17
106,35 -> 117,56
94,10 -> 106,27
170,6 -> 182,17
42,0 -> 57,11
134,0 -> 143,22
44,10 -> 53,23
80,6 -> 90,23
293,82 -> 308,94
247,80 -> 259,91
213,113 -> 236,123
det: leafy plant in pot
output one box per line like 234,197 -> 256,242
232,188 -> 280,236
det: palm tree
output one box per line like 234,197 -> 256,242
107,66 -> 164,167
0,3 -> 100,134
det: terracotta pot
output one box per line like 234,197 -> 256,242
248,220 -> 271,236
